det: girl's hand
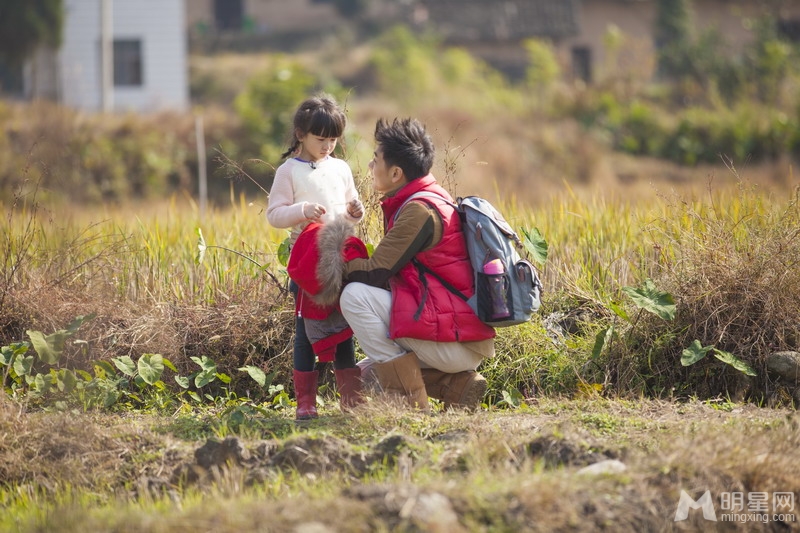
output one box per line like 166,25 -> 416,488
347,199 -> 364,219
303,203 -> 326,221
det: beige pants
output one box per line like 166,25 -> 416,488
340,282 -> 493,372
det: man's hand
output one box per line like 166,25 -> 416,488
303,202 -> 326,221
347,199 -> 364,219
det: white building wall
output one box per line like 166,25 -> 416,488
112,0 -> 187,111
58,0 -> 187,112
60,0 -> 102,110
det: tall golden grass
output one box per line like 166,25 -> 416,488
3,166 -> 798,402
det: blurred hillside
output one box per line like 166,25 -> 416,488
3,20 -> 800,209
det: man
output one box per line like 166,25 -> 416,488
339,117 -> 495,411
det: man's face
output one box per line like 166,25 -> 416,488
369,145 -> 401,194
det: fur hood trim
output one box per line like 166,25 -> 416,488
287,218 -> 368,309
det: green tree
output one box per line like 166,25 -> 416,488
0,0 -> 64,66
745,17 -> 792,105
234,57 -> 344,164
654,0 -> 692,80
369,25 -> 440,104
524,39 -> 560,88
523,39 -> 560,111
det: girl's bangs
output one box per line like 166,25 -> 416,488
309,112 -> 344,138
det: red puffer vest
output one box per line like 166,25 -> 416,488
383,175 -> 496,342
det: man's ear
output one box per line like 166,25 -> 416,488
391,166 -> 407,185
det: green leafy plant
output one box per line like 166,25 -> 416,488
621,278 -> 676,322
492,386 -> 526,410
108,353 -> 182,411
1,315 -> 95,399
592,278 -> 676,360
681,339 -> 757,377
521,227 -> 548,267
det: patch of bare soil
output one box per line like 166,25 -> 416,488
3,396 -> 799,532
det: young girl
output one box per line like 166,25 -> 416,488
266,93 -> 364,420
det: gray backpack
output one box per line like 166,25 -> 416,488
396,192 -> 543,327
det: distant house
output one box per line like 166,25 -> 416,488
415,0 -> 800,83
185,0 -> 342,35
183,0 -> 800,85
184,0 -> 404,52
23,0 -> 188,112
415,0 -> 580,79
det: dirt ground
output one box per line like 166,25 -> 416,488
2,395 -> 799,532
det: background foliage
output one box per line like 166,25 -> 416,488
2,14 -> 800,409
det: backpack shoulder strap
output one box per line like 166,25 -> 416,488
393,191 -> 469,303
412,258 -> 469,303
392,191 -> 457,223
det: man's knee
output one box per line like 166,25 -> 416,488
340,282 -> 389,314
339,282 -> 361,314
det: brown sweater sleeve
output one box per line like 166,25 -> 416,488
344,201 -> 443,288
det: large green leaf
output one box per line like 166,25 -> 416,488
195,370 -> 217,388
520,227 -> 548,266
192,357 -> 219,388
608,301 -> 629,322
33,372 -> 55,395
1,342 -> 28,366
591,325 -> 614,360
113,356 -> 136,377
191,355 -> 217,372
239,365 -> 267,387
104,390 -> 120,408
25,315 -> 94,365
681,339 -> 713,366
278,237 -> 292,267
622,279 -> 676,321
26,329 -> 68,364
94,360 -> 117,378
161,357 -> 178,372
13,354 -> 34,376
137,353 -> 164,385
65,314 -> 95,335
174,375 -> 190,389
57,369 -> 78,393
714,349 -> 757,377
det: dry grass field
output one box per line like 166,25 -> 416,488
2,393 -> 799,532
3,31 -> 800,531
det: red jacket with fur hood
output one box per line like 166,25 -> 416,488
287,218 -> 368,360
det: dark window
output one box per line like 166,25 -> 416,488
0,59 -> 24,96
214,0 -> 243,31
778,19 -> 800,42
114,39 -> 143,86
571,46 -> 592,84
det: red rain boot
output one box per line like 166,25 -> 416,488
293,369 -> 319,420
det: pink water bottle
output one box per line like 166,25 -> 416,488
484,258 -> 510,319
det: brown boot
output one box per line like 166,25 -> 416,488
421,368 -> 449,402
374,352 -> 429,412
334,367 -> 364,411
421,369 -> 487,411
